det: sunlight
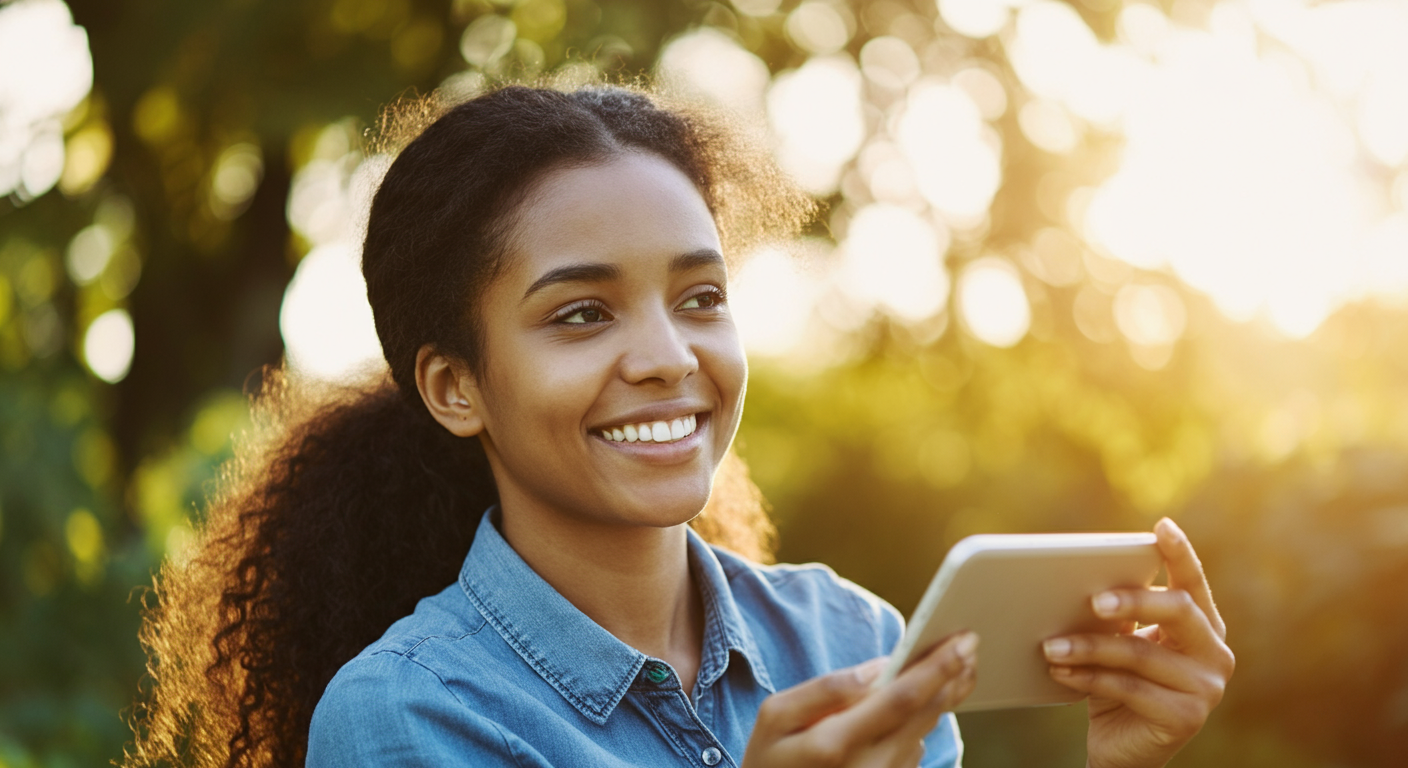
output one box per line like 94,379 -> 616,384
0,0 -> 92,200
837,203 -> 950,322
958,257 -> 1030,348
1058,0 -> 1408,339
209,142 -> 264,221
768,55 -> 866,195
729,246 -> 819,357
859,36 -> 920,92
83,308 -> 134,383
897,80 -> 1001,227
937,0 -> 1012,40
785,1 -> 853,56
279,243 -> 383,380
657,28 -> 770,120
1113,284 -> 1186,349
280,123 -> 390,379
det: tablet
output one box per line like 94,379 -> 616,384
874,532 -> 1162,712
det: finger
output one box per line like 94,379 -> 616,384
1048,665 -> 1211,742
755,657 -> 887,735
1042,633 -> 1219,696
1129,614 -> 1235,684
893,663 -> 975,742
824,632 -> 977,748
1090,588 -> 1218,655
848,732 -> 927,768
1156,518 -> 1226,639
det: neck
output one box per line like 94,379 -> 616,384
497,496 -> 705,698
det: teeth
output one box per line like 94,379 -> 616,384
598,415 -> 699,444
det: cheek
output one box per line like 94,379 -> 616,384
506,350 -> 608,428
479,328 -> 604,439
703,324 -> 748,416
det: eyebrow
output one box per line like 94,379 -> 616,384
520,249 -> 725,302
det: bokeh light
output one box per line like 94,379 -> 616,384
279,121 -> 389,379
658,28 -> 770,119
768,55 -> 865,195
279,243 -> 383,380
83,308 -> 134,383
785,1 -> 854,55
0,0 -> 92,200
958,257 -> 1030,347
209,142 -> 264,221
938,0 -> 1012,40
729,246 -> 819,357
897,80 -> 1002,227
837,203 -> 950,322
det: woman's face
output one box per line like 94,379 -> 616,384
468,151 -> 746,529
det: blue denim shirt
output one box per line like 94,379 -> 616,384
307,510 -> 961,766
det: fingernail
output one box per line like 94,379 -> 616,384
1050,665 -> 1073,677
1157,517 -> 1184,542
1092,592 -> 1120,617
954,632 -> 979,664
1043,637 -> 1071,659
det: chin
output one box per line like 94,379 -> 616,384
604,481 -> 713,530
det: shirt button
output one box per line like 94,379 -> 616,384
644,663 -> 670,684
701,747 -> 722,766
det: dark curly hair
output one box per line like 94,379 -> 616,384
122,84 -> 814,768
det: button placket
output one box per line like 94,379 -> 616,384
636,660 -> 735,767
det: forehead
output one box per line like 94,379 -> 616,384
503,152 -> 722,275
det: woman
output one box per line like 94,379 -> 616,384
125,85 -> 1233,768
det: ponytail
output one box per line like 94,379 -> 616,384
126,368 -> 497,768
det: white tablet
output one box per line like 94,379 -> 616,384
874,532 -> 1162,712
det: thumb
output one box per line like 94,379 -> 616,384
756,657 -> 888,736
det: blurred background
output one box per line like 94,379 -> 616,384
2,0 -> 1407,765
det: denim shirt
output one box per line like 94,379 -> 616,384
306,511 -> 962,767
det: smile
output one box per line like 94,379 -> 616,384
594,414 -> 698,444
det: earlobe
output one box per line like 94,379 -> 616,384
414,345 -> 487,438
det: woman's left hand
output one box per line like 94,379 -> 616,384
1042,517 -> 1235,768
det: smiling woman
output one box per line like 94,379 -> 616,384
123,84 -> 1230,768
121,84 -> 828,768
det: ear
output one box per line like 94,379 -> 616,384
415,344 -> 486,438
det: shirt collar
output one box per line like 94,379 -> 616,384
687,524 -> 775,696
458,509 -> 772,725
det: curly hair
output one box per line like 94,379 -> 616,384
122,84 -> 814,768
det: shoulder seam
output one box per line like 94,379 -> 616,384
366,649 -> 472,711
404,629 -> 479,659
349,651 -> 525,766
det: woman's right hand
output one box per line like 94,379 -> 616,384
740,632 -> 978,768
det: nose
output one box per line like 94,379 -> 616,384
619,306 -> 698,387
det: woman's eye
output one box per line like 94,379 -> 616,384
557,303 -> 612,324
679,290 -> 724,310
562,307 -> 606,324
